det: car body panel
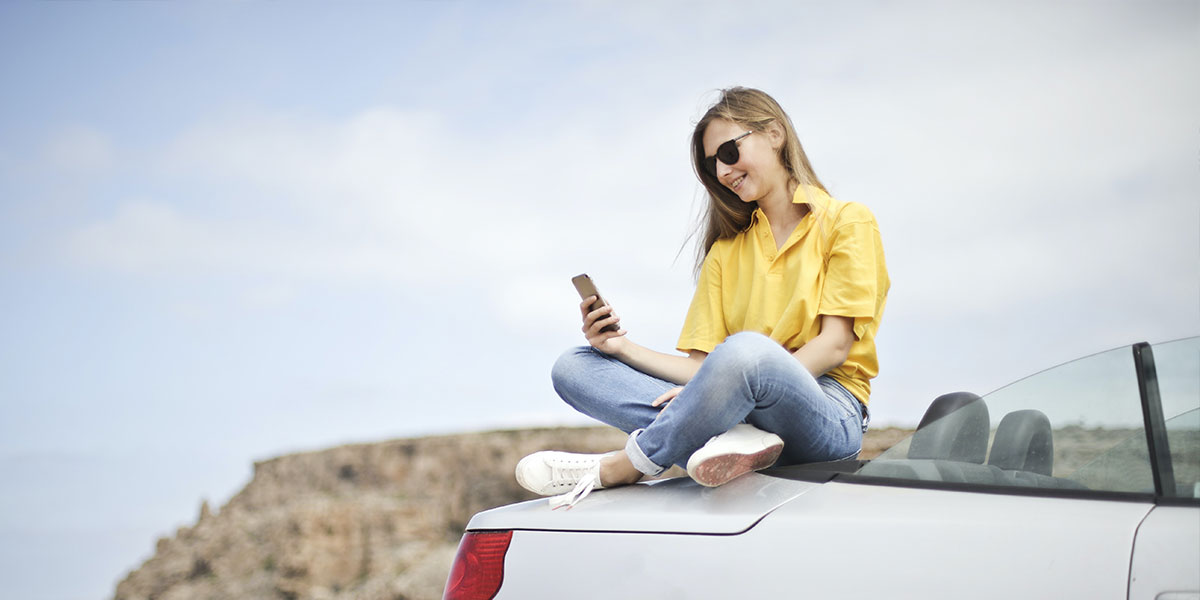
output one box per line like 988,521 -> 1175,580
467,472 -> 819,534
1129,506 -> 1200,600
496,481 -> 1153,599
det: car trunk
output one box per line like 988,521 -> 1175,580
465,472 -> 820,535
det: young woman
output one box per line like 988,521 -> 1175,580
517,87 -> 889,508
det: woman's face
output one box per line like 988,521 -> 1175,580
701,118 -> 788,204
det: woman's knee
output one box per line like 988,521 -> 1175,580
550,346 -> 601,395
707,332 -> 779,374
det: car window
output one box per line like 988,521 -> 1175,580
860,343 -> 1159,495
1152,337 -> 1200,499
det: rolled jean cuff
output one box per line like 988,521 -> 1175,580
625,429 -> 667,477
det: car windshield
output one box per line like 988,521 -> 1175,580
854,337 -> 1200,498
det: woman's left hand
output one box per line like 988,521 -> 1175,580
652,386 -> 682,409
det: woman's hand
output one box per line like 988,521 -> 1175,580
651,386 -> 682,409
580,295 -> 627,355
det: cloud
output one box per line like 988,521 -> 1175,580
64,200 -> 411,282
40,126 -> 115,174
57,102 -> 703,333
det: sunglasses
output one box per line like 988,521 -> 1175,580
702,130 -> 753,177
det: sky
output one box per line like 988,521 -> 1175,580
0,1 -> 1197,598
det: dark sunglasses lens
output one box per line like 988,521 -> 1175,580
716,139 -> 739,167
702,136 -> 743,177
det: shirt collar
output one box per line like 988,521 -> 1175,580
748,184 -> 830,228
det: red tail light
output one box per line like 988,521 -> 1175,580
443,530 -> 513,600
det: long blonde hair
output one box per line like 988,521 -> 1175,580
689,87 -> 827,270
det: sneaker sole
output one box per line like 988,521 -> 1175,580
689,444 -> 783,487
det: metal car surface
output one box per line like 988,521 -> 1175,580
446,338 -> 1200,600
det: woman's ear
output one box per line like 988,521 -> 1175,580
765,120 -> 786,150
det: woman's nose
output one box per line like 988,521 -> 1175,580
716,158 -> 735,178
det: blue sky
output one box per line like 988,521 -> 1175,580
1,2 -> 1197,598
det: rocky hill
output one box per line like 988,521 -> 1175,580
112,426 -> 911,600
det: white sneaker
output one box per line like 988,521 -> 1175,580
515,451 -> 612,509
686,424 -> 784,487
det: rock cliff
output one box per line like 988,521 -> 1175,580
112,426 -> 910,600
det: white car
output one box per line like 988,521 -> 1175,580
444,338 -> 1200,600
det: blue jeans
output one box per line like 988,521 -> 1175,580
551,331 -> 867,477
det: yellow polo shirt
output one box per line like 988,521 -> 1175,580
677,186 -> 889,404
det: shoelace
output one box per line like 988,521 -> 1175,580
548,467 -> 601,510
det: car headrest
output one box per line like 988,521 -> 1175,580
908,392 -> 989,463
987,409 -> 1054,476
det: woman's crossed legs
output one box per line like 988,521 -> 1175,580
551,331 -> 865,479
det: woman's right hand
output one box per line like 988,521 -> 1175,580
580,295 -> 627,355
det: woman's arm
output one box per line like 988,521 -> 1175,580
581,297 -> 706,385
792,314 -> 855,378
612,344 -> 706,386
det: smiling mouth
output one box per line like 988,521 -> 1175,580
730,175 -> 746,191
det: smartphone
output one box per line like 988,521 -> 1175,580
571,273 -> 620,334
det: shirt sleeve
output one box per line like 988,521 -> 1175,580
677,247 -> 729,354
819,204 -> 886,341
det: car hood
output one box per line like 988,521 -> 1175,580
466,472 -> 820,535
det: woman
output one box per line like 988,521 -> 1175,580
517,87 -> 889,509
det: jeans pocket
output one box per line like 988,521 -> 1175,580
818,378 -> 857,418
818,376 -> 867,437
